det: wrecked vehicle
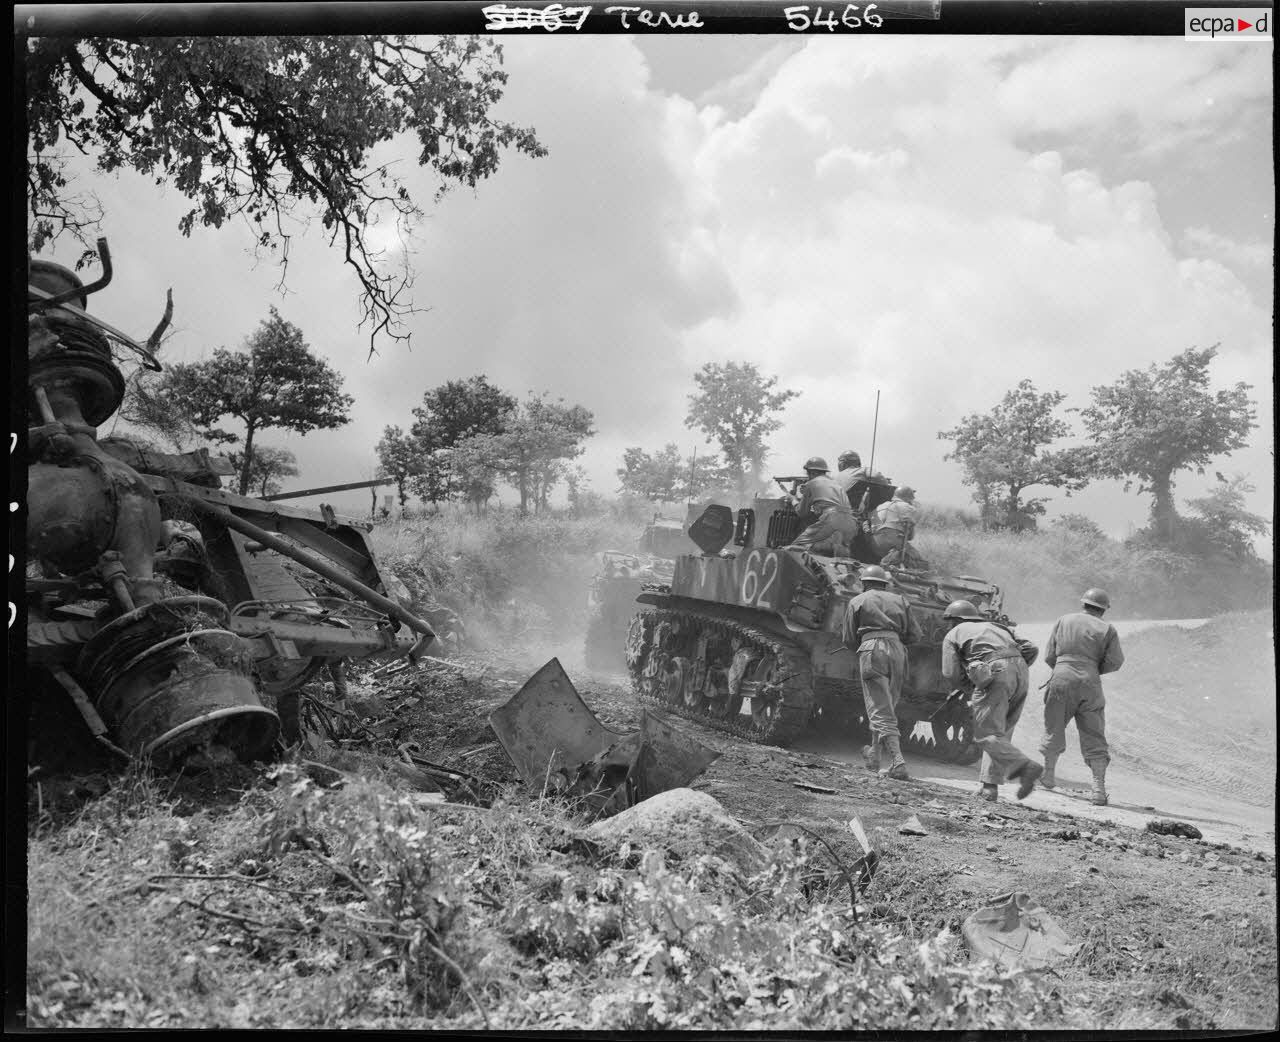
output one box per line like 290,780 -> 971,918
490,658 -> 719,817
584,514 -> 697,670
25,243 -> 437,768
623,477 -> 1014,762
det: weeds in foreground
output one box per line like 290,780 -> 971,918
28,769 -> 1066,1030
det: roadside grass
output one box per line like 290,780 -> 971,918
28,760 -> 1070,1031
917,526 -> 1272,621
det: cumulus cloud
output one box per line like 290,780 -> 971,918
32,34 -> 1272,542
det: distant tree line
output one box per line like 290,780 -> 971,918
376,376 -> 595,516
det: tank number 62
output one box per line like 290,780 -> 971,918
740,550 -> 780,609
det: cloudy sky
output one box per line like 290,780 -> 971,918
35,32 -> 1274,547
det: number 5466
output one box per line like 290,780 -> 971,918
784,4 -> 883,30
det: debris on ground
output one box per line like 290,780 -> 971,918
1146,819 -> 1204,840
489,659 -> 719,816
585,787 -> 768,878
962,892 -> 1081,970
793,781 -> 838,795
898,814 -> 929,836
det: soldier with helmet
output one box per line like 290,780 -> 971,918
1039,588 -> 1124,805
833,449 -> 869,493
841,564 -> 923,780
786,456 -> 858,557
871,486 -> 930,570
941,599 -> 1044,802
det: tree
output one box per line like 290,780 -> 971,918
685,362 -> 799,498
482,394 -> 596,515
617,444 -> 684,501
446,435 -> 501,517
228,444 -> 299,498
26,36 -> 545,351
409,375 -> 517,504
159,307 -> 353,495
410,375 -> 518,448
938,379 -> 1093,531
1184,474 -> 1270,562
1077,346 -> 1257,541
375,425 -> 420,509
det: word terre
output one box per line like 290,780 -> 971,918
482,3 -> 705,31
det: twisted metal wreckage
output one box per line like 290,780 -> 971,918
24,243 -> 715,813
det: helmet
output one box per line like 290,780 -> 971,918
1081,588 -> 1111,611
837,450 -> 862,469
803,456 -> 829,473
860,564 -> 890,586
895,486 -> 916,501
943,599 -> 985,621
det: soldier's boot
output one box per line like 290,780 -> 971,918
975,783 -> 998,803
1012,761 -> 1044,800
1088,759 -> 1109,806
1040,754 -> 1059,790
883,735 -> 910,781
861,737 -> 882,773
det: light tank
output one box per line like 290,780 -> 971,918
623,476 -> 1013,762
584,515 -> 698,670
24,242 -> 437,769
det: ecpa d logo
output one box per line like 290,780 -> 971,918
1185,7 -> 1272,38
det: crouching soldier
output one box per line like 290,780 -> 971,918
871,486 -> 930,570
941,600 -> 1043,802
787,456 -> 858,557
1040,588 -> 1124,805
841,565 -> 922,781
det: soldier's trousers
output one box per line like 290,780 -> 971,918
970,658 -> 1033,785
1040,666 -> 1110,766
857,635 -> 906,741
871,529 -> 929,570
791,506 -> 858,556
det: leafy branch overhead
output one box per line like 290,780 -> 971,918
26,35 -> 546,353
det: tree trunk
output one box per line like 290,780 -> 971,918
238,424 -> 256,495
1150,471 -> 1178,542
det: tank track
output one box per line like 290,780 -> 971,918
625,607 -> 813,747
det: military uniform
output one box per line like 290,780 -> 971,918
871,496 -> 929,569
1040,611 -> 1124,769
942,620 -> 1035,788
841,586 -> 923,772
788,474 -> 857,556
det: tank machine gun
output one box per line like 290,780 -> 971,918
24,243 -> 436,767
622,474 -> 1012,763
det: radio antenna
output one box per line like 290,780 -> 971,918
868,390 -> 881,474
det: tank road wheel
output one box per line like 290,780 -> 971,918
743,651 -> 812,746
660,656 -> 691,706
624,613 -> 651,673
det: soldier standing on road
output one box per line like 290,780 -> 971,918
941,600 -> 1044,802
841,564 -> 923,781
1039,588 -> 1124,806
871,486 -> 930,570
786,456 -> 858,557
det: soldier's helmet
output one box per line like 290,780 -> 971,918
943,599 -> 985,621
837,450 -> 862,469
895,485 -> 916,501
803,456 -> 830,473
1081,588 -> 1111,611
860,564 -> 891,586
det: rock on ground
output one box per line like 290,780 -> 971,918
587,787 -> 767,876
